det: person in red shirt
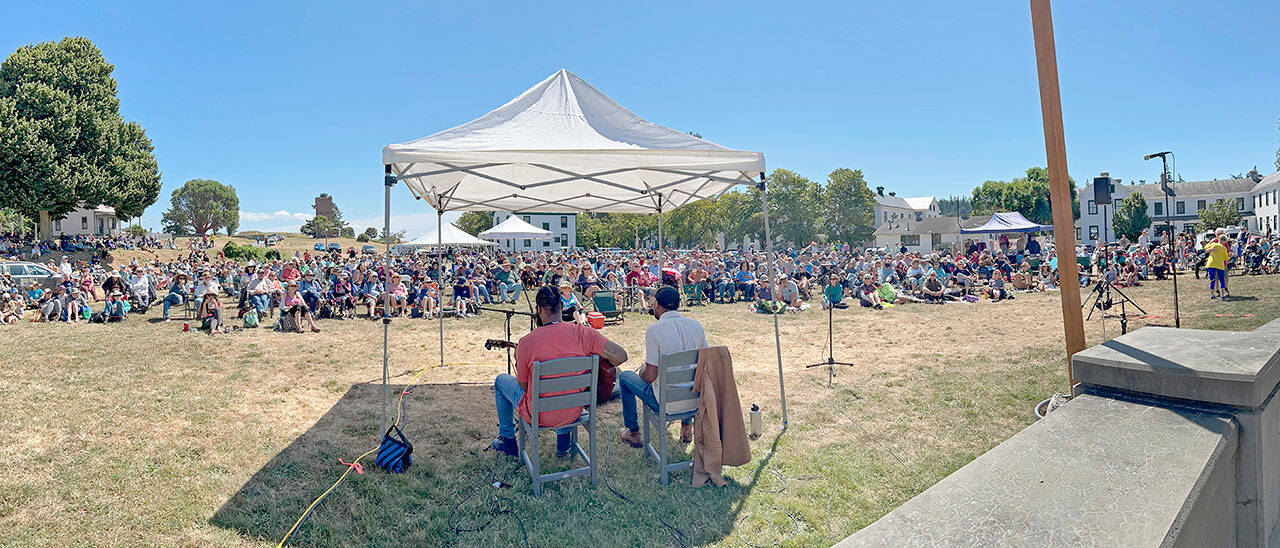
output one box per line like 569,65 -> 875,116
491,286 -> 629,457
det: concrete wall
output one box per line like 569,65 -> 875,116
840,320 -> 1280,547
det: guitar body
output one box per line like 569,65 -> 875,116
485,339 -> 617,404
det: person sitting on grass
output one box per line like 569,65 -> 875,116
491,285 -> 629,458
857,274 -> 886,309
987,270 -> 1012,302
1036,263 -> 1057,291
281,281 -> 321,333
65,288 -> 88,322
197,288 -> 223,335
877,279 -> 917,305
920,270 -> 948,304
618,286 -> 707,449
1,293 -> 21,324
104,291 -> 128,321
822,273 -> 848,309
777,273 -> 807,310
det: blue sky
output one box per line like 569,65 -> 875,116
4,1 -> 1277,236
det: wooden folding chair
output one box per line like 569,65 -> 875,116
642,349 -> 699,485
519,355 -> 599,496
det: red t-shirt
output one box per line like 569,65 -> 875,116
515,322 -> 607,427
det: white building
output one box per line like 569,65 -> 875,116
873,215 -> 990,254
873,187 -> 940,228
1076,174 -> 1263,245
49,205 -> 122,237
1252,172 -> 1280,234
492,211 -> 577,250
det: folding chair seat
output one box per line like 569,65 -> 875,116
682,281 -> 705,306
642,349 -> 699,485
518,355 -> 599,496
591,290 -> 624,324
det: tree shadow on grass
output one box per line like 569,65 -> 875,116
211,380 -> 761,547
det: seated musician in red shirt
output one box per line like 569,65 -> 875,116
491,286 -> 629,457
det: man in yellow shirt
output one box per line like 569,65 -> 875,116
1203,234 -> 1230,300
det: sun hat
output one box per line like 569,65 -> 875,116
558,279 -> 572,288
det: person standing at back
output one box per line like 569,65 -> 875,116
618,286 -> 709,448
1204,233 -> 1230,300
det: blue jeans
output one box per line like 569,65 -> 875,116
494,374 -> 573,450
302,290 -> 321,312
619,370 -> 693,433
499,281 -> 523,303
474,284 -> 492,304
106,300 -> 126,319
250,293 -> 270,314
162,293 -> 182,318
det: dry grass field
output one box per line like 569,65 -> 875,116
1,253 -> 1276,547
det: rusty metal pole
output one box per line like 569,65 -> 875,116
1030,0 -> 1086,387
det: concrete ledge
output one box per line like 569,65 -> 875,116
837,394 -> 1236,547
1072,327 -> 1280,408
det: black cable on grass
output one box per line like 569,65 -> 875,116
447,454 -> 530,548
601,434 -> 691,548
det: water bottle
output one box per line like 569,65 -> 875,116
749,404 -> 762,439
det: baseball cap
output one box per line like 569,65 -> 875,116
654,286 -> 680,311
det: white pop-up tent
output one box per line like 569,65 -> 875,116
479,216 -> 552,251
396,223 -> 496,253
374,69 -> 787,433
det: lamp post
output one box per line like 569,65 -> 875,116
1145,151 -> 1179,328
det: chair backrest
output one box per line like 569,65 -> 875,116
528,355 -> 599,429
657,349 -> 700,415
592,291 -> 617,313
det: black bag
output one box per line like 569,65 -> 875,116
90,311 -> 107,323
375,425 -> 413,474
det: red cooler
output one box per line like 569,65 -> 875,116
586,311 -> 605,329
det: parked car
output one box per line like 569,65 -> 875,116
1,261 -> 61,289
361,245 -> 377,255
313,243 -> 326,251
327,242 -> 341,251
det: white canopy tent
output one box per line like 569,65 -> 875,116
375,69 -> 787,433
478,216 -> 552,251
395,223 -> 496,253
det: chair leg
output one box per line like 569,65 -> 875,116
588,415 -> 598,486
529,429 -> 541,497
642,407 -> 651,456
659,420 -> 669,485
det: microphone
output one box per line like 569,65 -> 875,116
1143,151 -> 1172,161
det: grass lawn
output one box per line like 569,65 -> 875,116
0,264 -> 1276,547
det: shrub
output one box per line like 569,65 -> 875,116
223,241 -> 265,263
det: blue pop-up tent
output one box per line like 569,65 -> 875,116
960,211 -> 1053,234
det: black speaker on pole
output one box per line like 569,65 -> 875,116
1093,176 -> 1113,204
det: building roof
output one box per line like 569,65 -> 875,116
903,197 -> 936,210
874,215 -> 991,236
874,194 -> 912,209
1106,178 -> 1258,201
1254,172 -> 1280,193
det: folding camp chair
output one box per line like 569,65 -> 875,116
591,290 -> 624,324
642,348 -> 699,485
519,355 -> 599,496
682,281 -> 705,306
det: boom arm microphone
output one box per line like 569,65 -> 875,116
1143,151 -> 1172,161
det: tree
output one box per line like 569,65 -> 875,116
0,37 -> 161,236
1198,199 -> 1242,232
125,224 -> 147,237
160,179 -> 239,235
1111,192 -> 1151,241
765,169 -> 822,246
339,226 -> 355,238
378,228 -> 405,244
456,211 -> 494,235
969,167 -> 1079,224
938,196 -> 972,217
300,215 -> 335,238
822,168 -> 876,245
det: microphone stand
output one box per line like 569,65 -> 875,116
805,301 -> 856,388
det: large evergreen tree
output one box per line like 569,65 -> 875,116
0,37 -> 161,235
1111,192 -> 1152,240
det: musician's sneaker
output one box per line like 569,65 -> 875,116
555,432 -> 573,458
490,436 -> 518,457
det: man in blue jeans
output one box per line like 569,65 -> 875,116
618,286 -> 709,448
491,286 -> 629,458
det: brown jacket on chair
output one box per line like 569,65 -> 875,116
692,346 -> 751,487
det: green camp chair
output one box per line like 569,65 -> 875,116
681,281 -> 704,306
591,290 -> 624,324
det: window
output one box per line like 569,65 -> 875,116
542,241 -> 550,247
560,216 -> 568,228
1088,200 -> 1097,215
1154,202 -> 1163,216
29,265 -> 51,276
5,265 -> 26,276
542,222 -> 549,231
900,235 -> 920,246
522,239 -> 531,247
1088,226 -> 1099,240
561,233 -> 569,244
522,215 -> 531,223
554,236 -> 560,243
1237,197 -> 1246,211
1075,227 -> 1081,241
914,212 -> 922,222
81,216 -> 88,229
1196,200 -> 1206,211
1176,201 -> 1185,215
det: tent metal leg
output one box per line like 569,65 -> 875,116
760,172 -> 787,430
438,210 -> 444,369
382,166 -> 393,435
